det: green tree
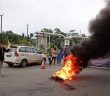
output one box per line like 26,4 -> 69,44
54,28 -> 66,36
30,33 -> 34,38
1,31 -> 35,46
22,33 -> 25,38
41,28 -> 53,33
82,34 -> 86,37
54,28 -> 61,33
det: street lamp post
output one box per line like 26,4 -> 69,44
26,24 -> 29,46
0,13 -> 4,41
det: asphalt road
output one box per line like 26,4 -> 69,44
0,63 -> 110,96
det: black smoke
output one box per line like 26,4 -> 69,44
71,1 -> 110,68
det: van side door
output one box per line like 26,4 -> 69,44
33,48 -> 42,62
26,47 -> 34,63
19,47 -> 27,63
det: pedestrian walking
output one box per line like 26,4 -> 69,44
51,48 -> 57,65
0,41 -> 10,78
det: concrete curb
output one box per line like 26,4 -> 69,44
89,66 -> 110,70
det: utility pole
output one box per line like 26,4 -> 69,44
26,24 -> 29,46
0,13 -> 4,41
42,30 -> 45,52
49,34 -> 50,48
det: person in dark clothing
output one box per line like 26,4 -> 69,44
64,47 -> 70,57
56,48 -> 63,64
48,49 -> 52,65
0,41 -> 10,78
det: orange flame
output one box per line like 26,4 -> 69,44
53,54 -> 81,80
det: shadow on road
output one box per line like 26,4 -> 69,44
5,63 -> 41,69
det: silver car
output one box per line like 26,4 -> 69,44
4,46 -> 46,67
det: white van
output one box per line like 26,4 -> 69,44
4,46 -> 46,67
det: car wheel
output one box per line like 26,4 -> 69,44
20,60 -> 27,67
7,63 -> 14,67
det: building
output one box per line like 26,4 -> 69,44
35,32 -> 88,52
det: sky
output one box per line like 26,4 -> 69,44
0,0 -> 105,36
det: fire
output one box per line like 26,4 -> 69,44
53,54 -> 81,80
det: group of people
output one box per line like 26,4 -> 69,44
47,47 -> 70,65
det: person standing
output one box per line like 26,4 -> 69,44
64,46 -> 70,57
0,41 -> 10,78
51,48 -> 57,65
57,48 -> 63,64
48,49 -> 52,65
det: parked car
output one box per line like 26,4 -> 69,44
4,46 -> 46,67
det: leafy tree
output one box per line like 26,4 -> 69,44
1,31 -> 34,46
71,33 -> 79,36
30,33 -> 34,38
68,29 -> 80,36
82,34 -> 86,37
41,28 -> 53,33
54,28 -> 61,33
69,29 -> 76,32
54,28 -> 66,36
22,33 -> 25,38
